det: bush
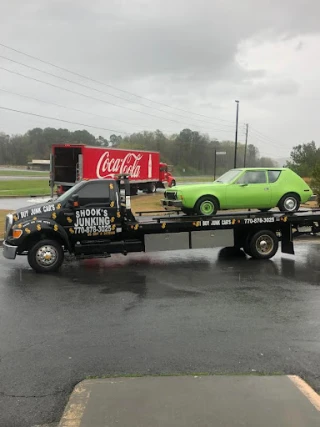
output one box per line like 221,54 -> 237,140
311,165 -> 320,206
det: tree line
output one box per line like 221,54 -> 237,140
0,127 -> 277,176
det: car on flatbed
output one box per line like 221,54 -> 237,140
162,167 -> 313,215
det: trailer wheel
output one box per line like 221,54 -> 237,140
249,230 -> 278,260
147,183 -> 157,193
28,239 -> 64,273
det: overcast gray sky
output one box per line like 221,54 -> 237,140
0,0 -> 319,159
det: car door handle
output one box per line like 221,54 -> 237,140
239,183 -> 248,187
264,187 -> 269,191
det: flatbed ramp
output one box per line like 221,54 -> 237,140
59,375 -> 320,427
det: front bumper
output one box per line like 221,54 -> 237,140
2,241 -> 18,260
161,199 -> 183,209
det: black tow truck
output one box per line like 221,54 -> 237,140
3,175 -> 320,273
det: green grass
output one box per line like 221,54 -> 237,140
176,176 -> 214,183
0,179 -> 51,197
0,170 -> 48,176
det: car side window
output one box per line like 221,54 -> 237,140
268,170 -> 281,183
237,171 -> 267,184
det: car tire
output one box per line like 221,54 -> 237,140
195,196 -> 218,216
278,193 -> 300,212
28,239 -> 64,273
249,230 -> 279,260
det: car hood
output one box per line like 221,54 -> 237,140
12,200 -> 60,223
168,183 -> 222,192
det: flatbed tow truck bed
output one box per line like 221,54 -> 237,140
3,174 -> 320,273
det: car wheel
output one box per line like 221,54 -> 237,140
28,239 -> 64,273
278,193 -> 300,212
195,196 -> 218,216
249,230 -> 279,260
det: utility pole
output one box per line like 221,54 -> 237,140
234,100 -> 239,168
244,123 -> 249,167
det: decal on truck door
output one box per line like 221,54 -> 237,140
73,208 -> 114,236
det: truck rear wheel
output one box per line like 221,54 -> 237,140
249,230 -> 278,259
147,183 -> 157,193
28,239 -> 64,273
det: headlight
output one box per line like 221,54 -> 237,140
4,214 -> 13,239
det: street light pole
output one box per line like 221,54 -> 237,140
214,149 -> 217,180
234,100 -> 239,168
244,123 -> 249,167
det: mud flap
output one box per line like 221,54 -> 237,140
281,223 -> 294,255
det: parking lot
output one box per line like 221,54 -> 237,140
0,241 -> 320,426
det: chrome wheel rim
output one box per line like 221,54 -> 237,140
284,197 -> 297,211
255,235 -> 274,255
200,200 -> 215,215
36,245 -> 58,267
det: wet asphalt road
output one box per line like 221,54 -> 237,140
0,243 -> 320,427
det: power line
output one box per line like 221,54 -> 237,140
0,42 -> 236,125
0,87 -> 149,131
0,106 -> 131,134
0,54 -> 236,131
1,87 -> 234,136
0,65 -> 235,134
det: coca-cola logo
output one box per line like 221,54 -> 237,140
96,152 -> 143,179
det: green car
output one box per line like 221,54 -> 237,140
162,168 -> 313,215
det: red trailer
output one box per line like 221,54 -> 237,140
50,144 -> 176,196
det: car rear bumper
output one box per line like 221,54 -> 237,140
2,241 -> 18,260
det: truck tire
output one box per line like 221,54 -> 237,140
130,185 -> 138,196
243,236 -> 253,257
147,183 -> 157,193
278,193 -> 300,212
249,230 -> 278,260
195,196 -> 218,216
28,239 -> 64,273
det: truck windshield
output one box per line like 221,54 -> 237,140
215,169 -> 242,183
55,181 -> 84,203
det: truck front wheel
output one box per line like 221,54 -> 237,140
28,239 -> 64,273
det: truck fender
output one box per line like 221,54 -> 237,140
13,218 -> 72,252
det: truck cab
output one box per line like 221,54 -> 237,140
159,162 -> 175,188
3,176 -> 142,273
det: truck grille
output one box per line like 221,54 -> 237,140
164,191 -> 177,200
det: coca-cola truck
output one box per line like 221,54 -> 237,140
50,144 -> 176,196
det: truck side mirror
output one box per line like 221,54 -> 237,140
69,194 -> 79,207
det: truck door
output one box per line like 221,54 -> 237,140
62,181 -> 120,242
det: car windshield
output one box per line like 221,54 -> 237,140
214,169 -> 242,183
55,181 -> 85,203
